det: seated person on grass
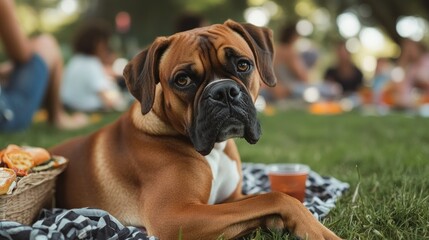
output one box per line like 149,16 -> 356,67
61,21 -> 127,113
0,0 -> 88,132
324,41 -> 364,107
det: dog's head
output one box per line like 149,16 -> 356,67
124,19 -> 276,155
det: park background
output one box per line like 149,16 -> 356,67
4,0 -> 429,81
1,0 -> 429,239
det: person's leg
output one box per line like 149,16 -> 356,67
30,35 -> 63,124
0,0 -> 32,63
30,34 -> 88,128
0,54 -> 49,131
0,0 -> 48,131
0,1 -> 87,131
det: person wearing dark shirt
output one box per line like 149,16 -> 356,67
324,42 -> 364,96
324,66 -> 363,95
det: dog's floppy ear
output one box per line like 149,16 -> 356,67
123,37 -> 170,115
224,19 -> 277,87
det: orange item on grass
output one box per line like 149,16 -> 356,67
309,101 -> 343,115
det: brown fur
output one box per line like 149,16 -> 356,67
51,20 -> 340,239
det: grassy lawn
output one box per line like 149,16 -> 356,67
1,109 -> 428,239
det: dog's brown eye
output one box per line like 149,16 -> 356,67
175,75 -> 192,87
237,60 -> 251,72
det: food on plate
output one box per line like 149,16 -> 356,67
0,167 -> 17,195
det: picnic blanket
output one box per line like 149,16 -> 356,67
0,163 -> 349,240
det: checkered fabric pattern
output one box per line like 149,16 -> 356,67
0,163 -> 349,239
0,208 -> 150,240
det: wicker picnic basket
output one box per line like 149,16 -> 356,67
0,157 -> 67,225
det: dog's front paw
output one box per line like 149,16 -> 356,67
281,196 -> 342,240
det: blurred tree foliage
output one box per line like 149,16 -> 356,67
91,0 -> 248,44
6,0 -> 429,58
87,0 -> 429,48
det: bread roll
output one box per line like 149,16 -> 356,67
22,146 -> 51,166
2,149 -> 34,176
0,145 -> 20,163
0,168 -> 17,195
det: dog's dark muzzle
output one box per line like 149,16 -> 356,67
189,79 -> 261,155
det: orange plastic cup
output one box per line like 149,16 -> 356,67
268,164 -> 310,202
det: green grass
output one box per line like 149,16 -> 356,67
1,110 -> 429,239
238,110 -> 429,240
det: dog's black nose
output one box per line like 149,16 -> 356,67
208,81 -> 242,104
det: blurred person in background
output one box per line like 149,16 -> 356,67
0,0 -> 88,132
261,22 -> 339,103
324,41 -> 364,107
370,57 -> 394,114
61,21 -> 127,112
269,22 -> 309,101
391,39 -> 429,110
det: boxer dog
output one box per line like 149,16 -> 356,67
51,20 -> 340,239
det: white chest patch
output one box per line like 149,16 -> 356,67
204,141 -> 240,204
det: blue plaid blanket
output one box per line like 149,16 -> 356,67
0,163 -> 349,240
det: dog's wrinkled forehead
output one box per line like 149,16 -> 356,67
159,24 -> 253,74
